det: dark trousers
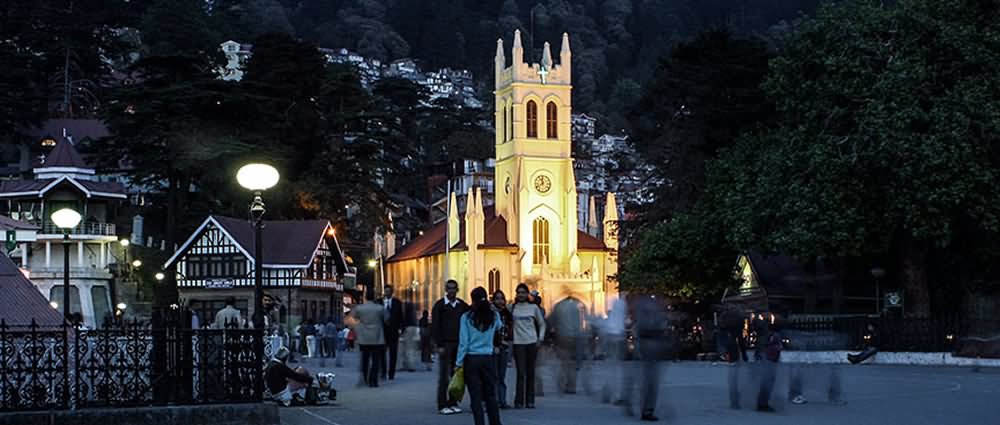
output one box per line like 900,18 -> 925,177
383,332 -> 400,379
360,344 -> 384,387
495,345 -> 510,406
756,360 -> 777,408
466,354 -> 502,425
640,358 -> 661,414
789,364 -> 843,401
556,337 -> 578,393
322,337 -> 336,358
437,342 -> 459,409
513,344 -> 538,406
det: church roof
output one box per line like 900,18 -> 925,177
387,206 -> 607,263
210,216 -> 338,267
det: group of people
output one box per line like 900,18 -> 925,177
430,280 -> 669,425
349,284 -> 419,387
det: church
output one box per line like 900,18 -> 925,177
382,31 -> 620,316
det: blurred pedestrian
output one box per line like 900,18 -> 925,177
419,310 -> 433,371
323,317 -> 339,358
753,314 -> 781,412
530,290 -> 547,397
401,301 -> 421,372
550,290 -> 584,394
626,295 -> 668,422
719,305 -> 747,409
493,290 -> 514,408
433,279 -> 469,415
214,297 -> 242,329
601,297 -> 630,405
456,287 -> 503,425
352,289 -> 386,387
511,283 -> 546,408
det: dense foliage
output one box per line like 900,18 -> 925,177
623,0 -> 1000,315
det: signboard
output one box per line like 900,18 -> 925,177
342,274 -> 357,290
204,279 -> 235,289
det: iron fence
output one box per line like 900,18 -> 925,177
0,320 -> 265,412
780,315 -> 998,352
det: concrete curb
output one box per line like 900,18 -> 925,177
781,350 -> 1000,367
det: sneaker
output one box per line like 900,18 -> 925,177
439,407 -> 452,415
450,406 -> 463,414
791,395 -> 808,404
641,411 -> 659,422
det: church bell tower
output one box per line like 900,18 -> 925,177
493,31 -> 579,277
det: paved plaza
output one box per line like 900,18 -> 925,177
279,351 -> 1000,425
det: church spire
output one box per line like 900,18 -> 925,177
603,192 -> 619,250
560,32 -> 571,73
541,41 -> 553,70
495,38 -> 505,75
448,191 -> 460,248
512,30 -> 524,67
588,195 -> 598,236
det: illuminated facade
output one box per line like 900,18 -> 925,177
383,31 -> 620,315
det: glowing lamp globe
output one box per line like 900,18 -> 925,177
116,303 -> 127,311
132,259 -> 142,268
237,163 -> 280,191
155,272 -> 165,281
51,208 -> 82,229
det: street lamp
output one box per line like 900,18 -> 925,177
132,259 -> 142,268
237,163 -> 279,330
52,208 -> 82,321
155,272 -> 165,281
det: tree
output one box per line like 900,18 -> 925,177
628,30 -> 771,224
706,0 -> 1000,316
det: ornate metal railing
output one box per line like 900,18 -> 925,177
0,320 -> 265,412
34,219 -> 117,236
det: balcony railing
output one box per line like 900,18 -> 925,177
33,220 -> 116,236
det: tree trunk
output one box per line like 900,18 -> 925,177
899,235 -> 931,317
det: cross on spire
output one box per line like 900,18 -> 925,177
537,65 -> 549,84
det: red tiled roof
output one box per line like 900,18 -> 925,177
388,207 -> 607,263
0,255 -> 64,327
577,231 -> 608,250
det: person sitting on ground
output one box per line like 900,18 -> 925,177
266,346 -> 314,406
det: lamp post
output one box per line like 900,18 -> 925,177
52,208 -> 82,321
237,163 -> 279,330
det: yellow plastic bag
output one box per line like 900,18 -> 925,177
447,366 -> 465,402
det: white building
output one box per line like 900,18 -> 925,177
0,138 -> 127,328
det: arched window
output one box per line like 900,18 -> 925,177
488,268 -> 501,295
532,217 -> 550,265
526,100 -> 538,138
546,101 -> 558,139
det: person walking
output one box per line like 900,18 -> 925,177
529,290 -> 547,397
492,290 -> 514,408
401,301 -> 421,372
432,279 -> 469,415
214,297 -> 242,329
457,287 -> 504,425
351,290 -> 386,387
381,285 -> 405,380
624,295 -> 668,422
718,306 -> 748,409
753,315 -> 782,412
550,292 -> 583,394
601,297 -> 630,405
511,283 -> 546,408
419,310 -> 433,371
322,318 -> 339,359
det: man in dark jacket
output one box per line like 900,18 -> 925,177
266,346 -> 313,406
431,279 -> 469,415
381,285 -> 405,380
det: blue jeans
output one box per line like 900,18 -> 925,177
495,345 -> 511,406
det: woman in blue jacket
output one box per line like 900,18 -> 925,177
457,286 -> 503,425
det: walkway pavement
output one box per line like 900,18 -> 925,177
279,351 -> 1000,425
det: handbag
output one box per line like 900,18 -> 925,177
447,366 -> 465,401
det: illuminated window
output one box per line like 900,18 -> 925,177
532,217 -> 550,265
526,100 -> 538,138
488,268 -> 501,295
546,102 -> 558,139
